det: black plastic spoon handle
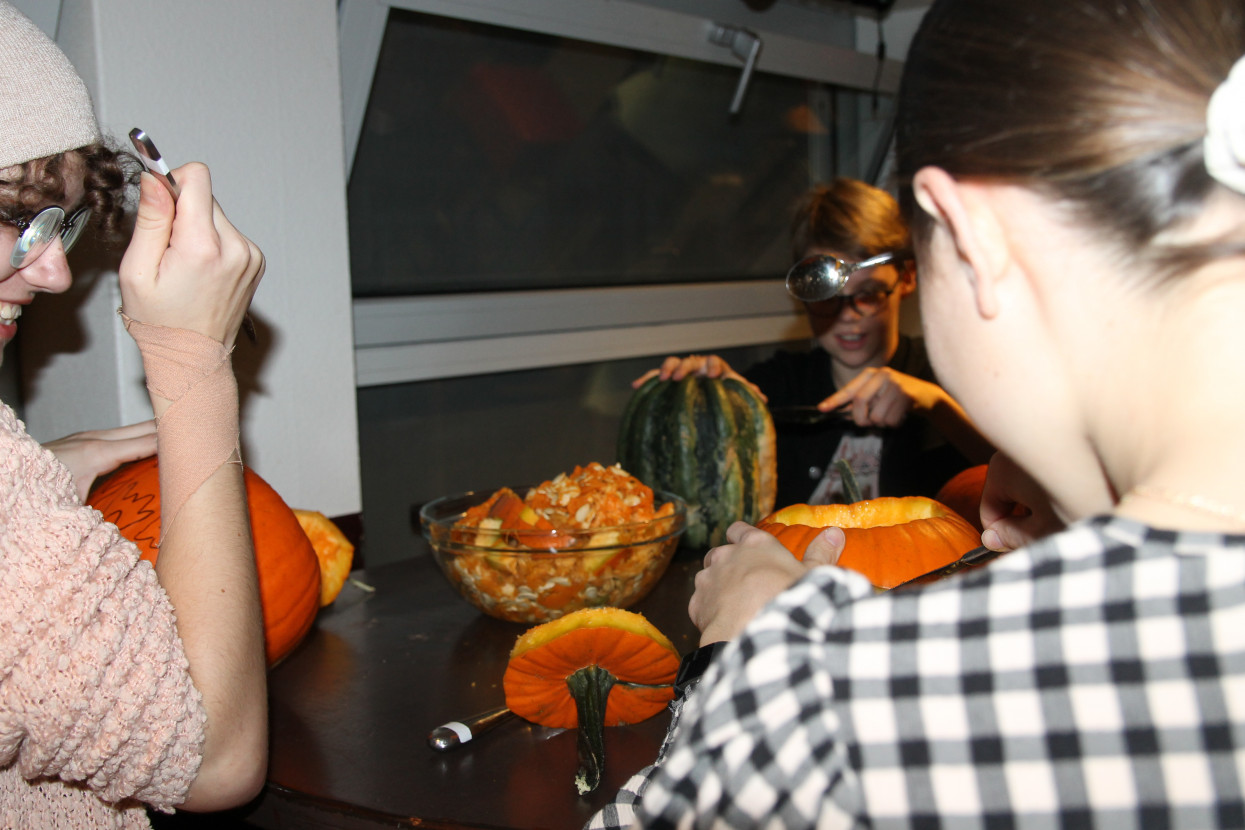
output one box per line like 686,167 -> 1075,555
427,706 -> 517,751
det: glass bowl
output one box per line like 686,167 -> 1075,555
420,487 -> 687,623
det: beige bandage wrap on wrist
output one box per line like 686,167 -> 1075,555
121,313 -> 240,544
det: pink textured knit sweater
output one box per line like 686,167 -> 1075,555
0,403 -> 206,828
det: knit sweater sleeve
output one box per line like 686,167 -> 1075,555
0,406 -> 206,812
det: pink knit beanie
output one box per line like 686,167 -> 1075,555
0,1 -> 100,170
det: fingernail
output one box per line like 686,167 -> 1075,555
981,529 -> 1001,551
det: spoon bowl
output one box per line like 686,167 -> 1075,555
785,252 -> 899,302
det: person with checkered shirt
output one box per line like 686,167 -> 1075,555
588,0 -> 1245,826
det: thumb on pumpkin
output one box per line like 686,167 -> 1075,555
802,526 -> 845,568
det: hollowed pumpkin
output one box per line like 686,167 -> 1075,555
87,456 -> 322,666
503,607 -> 680,793
756,496 -> 982,589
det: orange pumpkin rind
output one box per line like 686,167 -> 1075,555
294,509 -> 356,607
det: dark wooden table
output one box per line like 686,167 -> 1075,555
242,546 -> 703,830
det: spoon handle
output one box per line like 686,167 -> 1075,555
428,706 -> 517,751
852,251 -> 898,271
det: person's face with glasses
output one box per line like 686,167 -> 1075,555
802,247 -> 914,380
0,156 -> 88,355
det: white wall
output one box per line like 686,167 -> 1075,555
18,0 -> 362,517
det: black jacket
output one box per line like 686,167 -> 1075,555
744,337 -> 972,508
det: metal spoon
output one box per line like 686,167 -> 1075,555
785,252 -> 899,302
427,706 -> 518,751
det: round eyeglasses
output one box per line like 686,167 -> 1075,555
804,281 -> 900,319
7,204 -> 92,269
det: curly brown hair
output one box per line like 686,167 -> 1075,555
0,140 -> 138,245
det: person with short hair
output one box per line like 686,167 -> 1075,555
638,178 -> 991,509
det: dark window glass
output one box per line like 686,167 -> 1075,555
347,10 -> 870,296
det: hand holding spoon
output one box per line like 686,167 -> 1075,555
129,128 -> 258,343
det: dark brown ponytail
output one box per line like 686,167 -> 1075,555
895,0 -> 1245,276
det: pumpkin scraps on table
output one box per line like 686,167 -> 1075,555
87,456 -> 355,666
503,607 -> 680,794
430,462 -> 686,623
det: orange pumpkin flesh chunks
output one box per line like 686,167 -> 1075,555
87,456 -> 322,666
459,486 -> 576,550
756,496 -> 982,589
504,607 -> 680,793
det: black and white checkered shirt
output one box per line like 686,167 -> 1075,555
587,515 -> 1245,828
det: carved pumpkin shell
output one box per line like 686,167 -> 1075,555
756,496 -> 982,589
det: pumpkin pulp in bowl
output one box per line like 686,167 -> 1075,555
420,464 -> 687,623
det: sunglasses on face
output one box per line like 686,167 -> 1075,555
7,204 -> 92,269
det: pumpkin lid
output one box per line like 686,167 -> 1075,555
503,607 -> 680,729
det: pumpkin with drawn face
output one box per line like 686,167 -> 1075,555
756,496 -> 982,589
87,456 -> 322,666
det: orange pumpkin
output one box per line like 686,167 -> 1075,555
294,509 -> 355,606
756,496 -> 982,589
87,456 -> 322,666
935,464 -> 989,533
503,607 -> 680,793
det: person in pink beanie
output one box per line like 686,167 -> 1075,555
0,2 -> 267,826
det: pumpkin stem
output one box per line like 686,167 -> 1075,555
566,664 -> 616,795
835,458 -> 863,504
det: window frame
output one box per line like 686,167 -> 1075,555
340,0 -> 901,387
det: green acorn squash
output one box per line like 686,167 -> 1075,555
617,375 -> 776,550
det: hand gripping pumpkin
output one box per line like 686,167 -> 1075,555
756,496 -> 982,589
503,607 -> 680,794
87,456 -> 322,666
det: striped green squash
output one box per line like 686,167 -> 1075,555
617,375 -> 776,551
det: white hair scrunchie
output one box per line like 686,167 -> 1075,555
1206,55 -> 1245,194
